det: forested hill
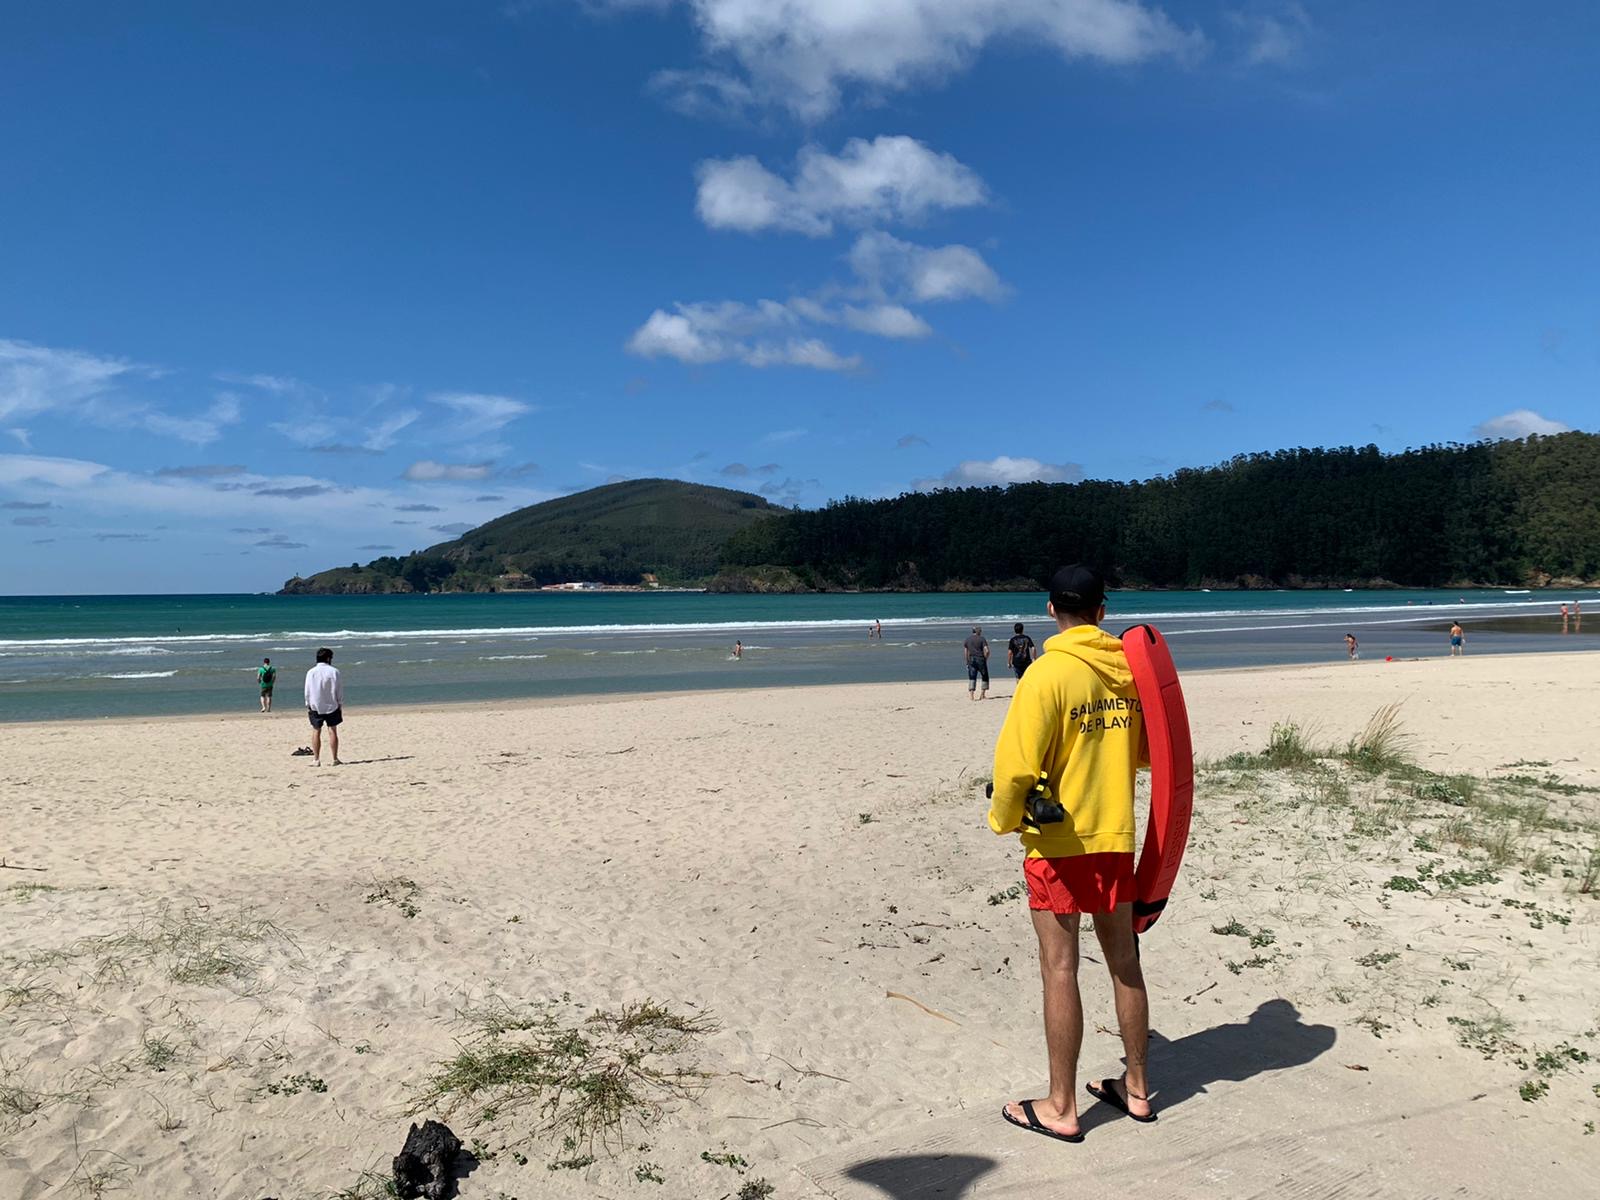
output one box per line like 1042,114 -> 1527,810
282,479 -> 781,593
716,433 -> 1600,591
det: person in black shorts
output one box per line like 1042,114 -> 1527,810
1007,623 -> 1036,679
303,647 -> 345,766
257,657 -> 276,712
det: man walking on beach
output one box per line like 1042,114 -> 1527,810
989,565 -> 1153,1142
1008,623 -> 1036,680
1449,622 -> 1465,656
303,647 -> 344,766
257,657 -> 276,712
963,625 -> 990,701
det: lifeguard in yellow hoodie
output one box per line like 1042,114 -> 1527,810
989,564 -> 1155,1143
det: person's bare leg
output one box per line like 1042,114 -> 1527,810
329,725 -> 340,765
1092,903 -> 1152,1117
1004,909 -> 1082,1136
311,725 -> 322,766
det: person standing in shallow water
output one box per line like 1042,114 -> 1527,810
257,657 -> 276,712
1345,633 -> 1360,660
1449,622 -> 1465,656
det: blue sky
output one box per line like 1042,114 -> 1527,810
2,1 -> 1596,593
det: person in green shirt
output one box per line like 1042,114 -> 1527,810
257,657 -> 276,712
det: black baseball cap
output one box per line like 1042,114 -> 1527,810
1049,564 -> 1105,612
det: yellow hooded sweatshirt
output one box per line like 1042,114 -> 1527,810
988,624 -> 1146,859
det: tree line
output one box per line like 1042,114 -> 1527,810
718,433 -> 1600,590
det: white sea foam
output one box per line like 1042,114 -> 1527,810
481,654 -> 549,660
0,597 -> 1587,651
93,671 -> 178,680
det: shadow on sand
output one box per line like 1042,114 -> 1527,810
840,999 -> 1336,1199
1078,997 -> 1337,1133
845,1154 -> 999,1200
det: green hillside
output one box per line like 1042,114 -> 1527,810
281,478 -> 782,594
716,433 -> 1600,591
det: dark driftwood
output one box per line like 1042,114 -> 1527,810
393,1119 -> 461,1200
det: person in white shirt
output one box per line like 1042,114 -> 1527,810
303,647 -> 344,766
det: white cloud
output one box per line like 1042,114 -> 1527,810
430,392 -> 534,439
849,231 -> 1005,303
0,453 -> 112,489
1231,3 -> 1311,67
744,339 -> 861,371
840,303 -> 932,339
0,341 -> 272,448
363,408 -> 421,451
1472,410 -> 1572,441
626,304 -> 858,371
267,387 -> 422,454
0,338 -> 149,423
220,372 -> 311,396
403,460 -> 497,482
643,0 -> 1204,119
695,136 -> 987,235
139,392 -> 244,446
626,231 -> 1001,371
916,456 -> 1085,489
0,453 -> 554,553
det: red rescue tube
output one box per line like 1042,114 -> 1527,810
1120,624 -> 1194,934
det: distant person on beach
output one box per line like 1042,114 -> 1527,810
733,640 -> 743,660
1345,633 -> 1360,660
1008,623 -> 1036,679
1449,622 -> 1465,656
870,619 -> 883,640
988,564 -> 1153,1141
303,647 -> 343,766
963,625 -> 990,701
257,657 -> 276,712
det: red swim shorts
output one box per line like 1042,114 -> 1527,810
1025,853 -> 1136,915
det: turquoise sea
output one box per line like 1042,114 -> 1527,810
1,589 -> 1595,722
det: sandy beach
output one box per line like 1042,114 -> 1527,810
3,652 -> 1597,1198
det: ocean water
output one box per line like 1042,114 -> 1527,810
1,589 -> 1595,722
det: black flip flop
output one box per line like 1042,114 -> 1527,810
1086,1078 -> 1157,1123
1001,1099 -> 1085,1144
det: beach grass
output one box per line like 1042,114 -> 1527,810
410,998 -> 715,1148
77,901 -> 291,989
327,1172 -> 399,1200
